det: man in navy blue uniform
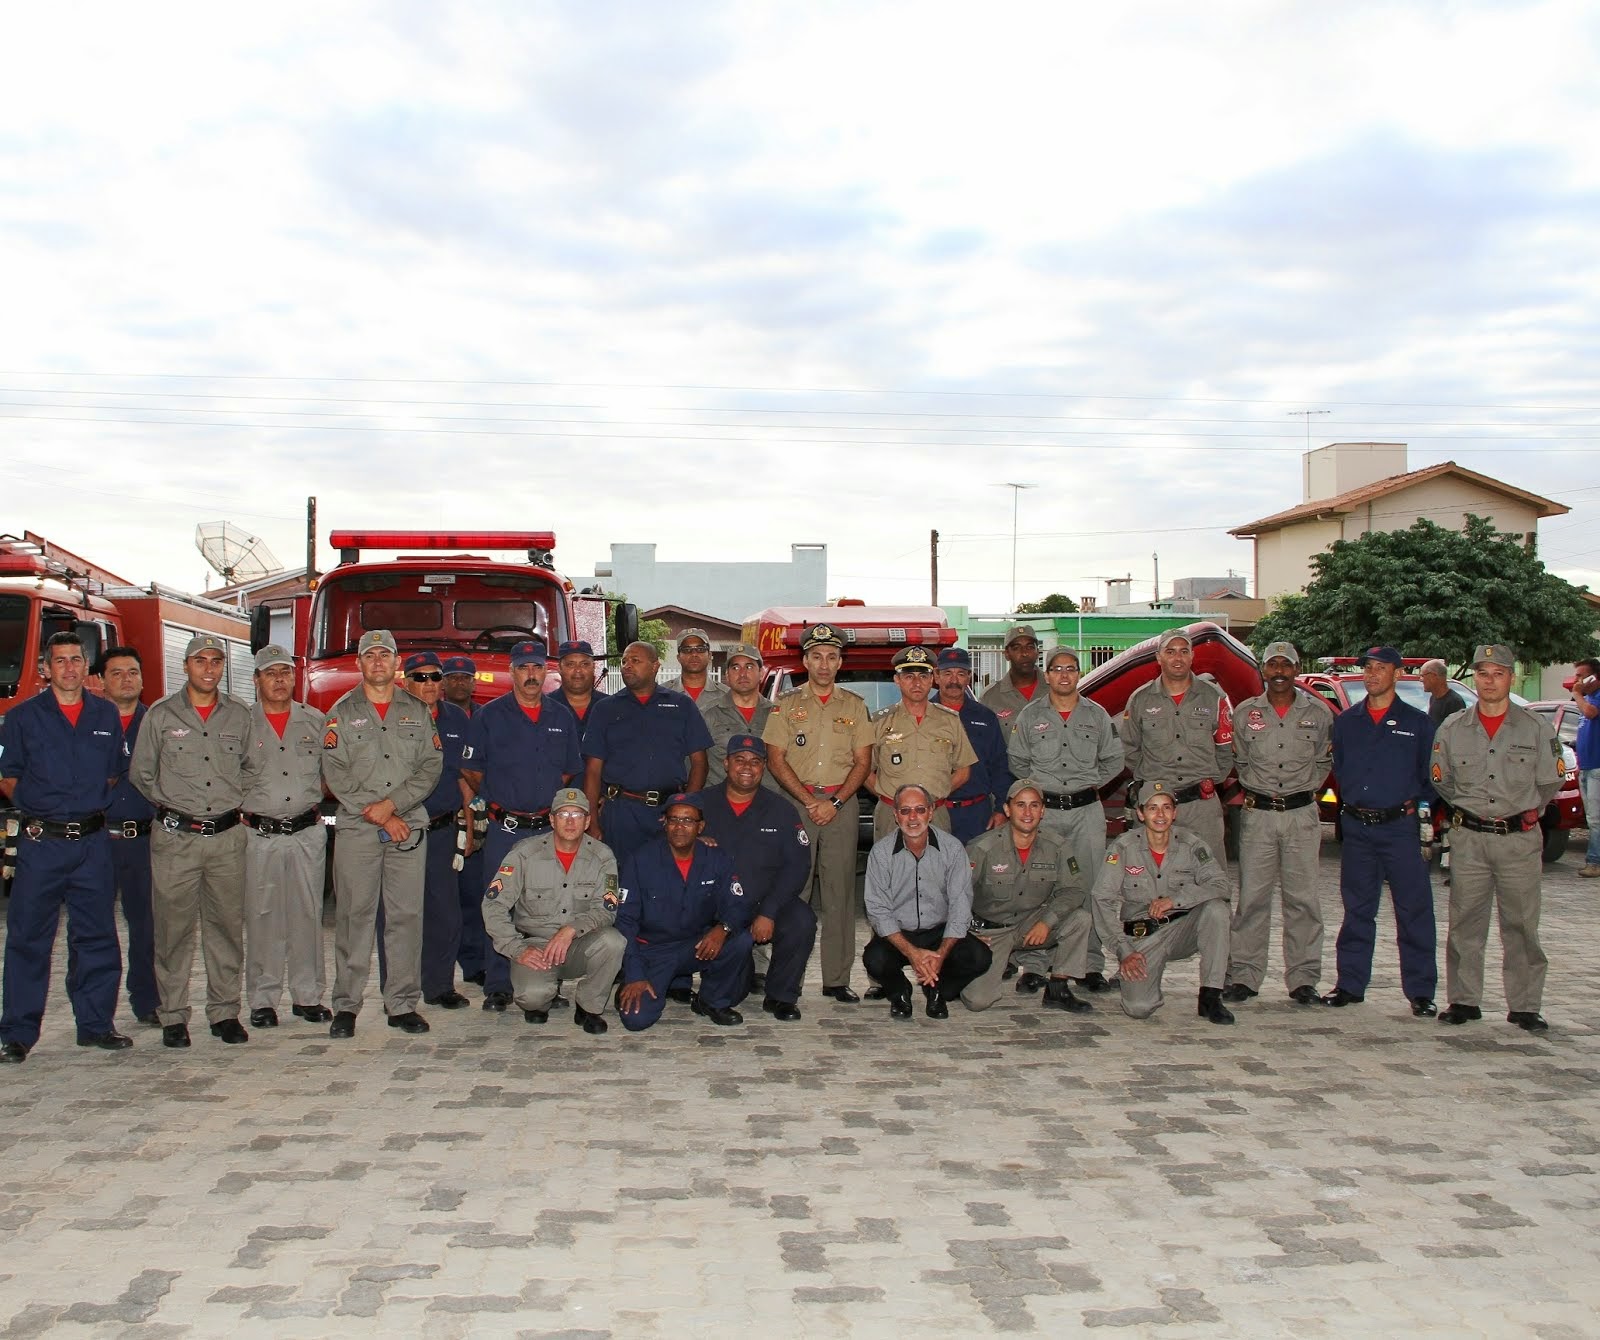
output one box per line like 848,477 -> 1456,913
551,640 -> 610,747
933,647 -> 1012,842
460,638 -> 581,1011
1323,645 -> 1439,1015
440,655 -> 480,716
692,735 -> 816,1021
440,654 -> 489,986
0,630 -> 131,1061
615,795 -> 753,1031
583,641 -> 712,866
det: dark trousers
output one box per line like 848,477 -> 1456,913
756,898 -> 818,1005
378,823 -> 462,999
946,799 -> 995,845
600,795 -> 665,869
456,845 -> 487,977
1336,818 -> 1438,999
620,931 -> 754,1032
863,925 -> 993,1001
67,834 -> 158,1020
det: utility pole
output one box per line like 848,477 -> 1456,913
930,528 -> 939,605
1002,482 -> 1035,614
1152,552 -> 1160,602
305,496 -> 318,583
1288,408 -> 1330,453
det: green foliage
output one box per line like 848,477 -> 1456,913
1014,592 -> 1078,614
1252,515 -> 1599,672
603,592 -> 668,659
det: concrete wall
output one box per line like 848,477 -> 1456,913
594,542 -> 827,625
1303,442 -> 1407,501
1254,518 -> 1342,601
1337,478 -> 1542,544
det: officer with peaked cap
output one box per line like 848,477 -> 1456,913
867,644 -> 977,841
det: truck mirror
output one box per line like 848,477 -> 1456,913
249,604 -> 272,652
614,602 -> 638,651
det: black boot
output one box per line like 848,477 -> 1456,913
1041,978 -> 1093,1013
1197,987 -> 1234,1025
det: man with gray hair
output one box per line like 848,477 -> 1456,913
1420,659 -> 1468,727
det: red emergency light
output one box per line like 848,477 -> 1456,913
330,531 -> 557,563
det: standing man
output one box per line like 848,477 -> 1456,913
131,633 -> 252,1049
692,735 -> 816,1021
441,653 -> 489,988
479,786 -> 625,1034
933,647 -> 1011,842
1119,631 -> 1234,862
1006,646 -> 1123,991
1570,657 -> 1600,879
673,628 -> 714,702
698,643 -> 781,792
1421,659 -> 1468,728
460,639 -> 581,1011
980,624 -> 1043,727
321,630 -> 443,1039
614,795 -> 753,1031
1322,646 -> 1438,1016
583,641 -> 712,866
0,631 -> 130,1062
550,639 -> 611,747
868,645 -> 976,840
862,784 -> 993,1019
762,623 -> 875,1003
1222,642 -> 1333,1007
240,645 -> 332,1028
441,655 -> 480,715
1431,644 -> 1564,1031
1092,782 -> 1236,1024
960,780 -> 1092,1015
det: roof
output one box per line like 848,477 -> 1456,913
640,605 -> 744,634
1229,461 -> 1568,538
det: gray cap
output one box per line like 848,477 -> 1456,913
550,786 -> 590,815
677,627 -> 712,650
1004,623 -> 1039,647
724,642 -> 762,665
253,644 -> 293,672
1005,778 -> 1045,802
184,633 -> 226,659
357,629 -> 398,655
1261,641 -> 1300,666
1473,643 -> 1516,669
1158,630 -> 1193,651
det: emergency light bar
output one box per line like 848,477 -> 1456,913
330,531 -> 557,564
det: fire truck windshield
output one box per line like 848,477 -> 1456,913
310,569 -> 566,658
0,594 -> 27,698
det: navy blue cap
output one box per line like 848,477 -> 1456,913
936,647 -> 971,670
441,655 -> 476,676
509,639 -> 549,667
557,640 -> 595,659
403,651 -> 443,673
663,792 -> 703,815
725,733 -> 767,759
1359,645 -> 1403,667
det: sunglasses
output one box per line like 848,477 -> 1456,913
408,671 -> 444,683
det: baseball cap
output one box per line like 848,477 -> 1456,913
677,627 -> 711,650
1261,641 -> 1300,666
1359,645 -> 1403,668
556,640 -> 594,660
725,733 -> 767,759
1473,643 -> 1515,669
1006,778 -> 1045,802
1158,631 -> 1193,651
509,639 -> 549,667
185,633 -> 226,659
404,651 -> 443,673
936,647 -> 971,670
1141,780 -> 1176,801
893,645 -> 937,671
1045,646 -> 1081,669
549,786 -> 590,814
802,623 -> 846,652
724,642 -> 762,665
662,792 -> 703,816
356,630 -> 398,656
253,644 -> 292,672
441,655 -> 477,676
1004,624 -> 1038,647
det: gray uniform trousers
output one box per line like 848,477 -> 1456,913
1118,900 -> 1230,1019
1228,806 -> 1323,992
1445,826 -> 1547,1012
801,807 -> 864,990
509,927 -> 627,1013
962,910 -> 1091,1010
332,817 -> 426,1016
1040,805 -> 1107,975
1174,796 -> 1227,872
151,825 -> 248,1027
245,826 -> 328,1011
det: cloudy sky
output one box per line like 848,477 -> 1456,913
2,1 -> 1596,615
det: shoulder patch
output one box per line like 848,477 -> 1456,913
322,726 -> 339,750
1431,762 -> 1442,783
1067,856 -> 1080,876
1195,845 -> 1212,863
1106,850 -> 1120,864
797,828 -> 810,847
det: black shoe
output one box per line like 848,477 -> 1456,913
463,970 -> 486,986
1288,985 -> 1319,1005
1439,1003 -> 1482,1025
690,996 -> 743,1026
522,1008 -> 549,1024
1014,972 -> 1048,995
1042,978 -> 1093,1013
749,974 -> 766,993
76,1031 -> 133,1051
888,994 -> 913,1020
1221,983 -> 1258,1003
162,1024 -> 191,1048
1001,961 -> 1018,980
249,1008 -> 279,1028
292,1003 -> 333,1023
329,1011 -> 356,1039
863,985 -> 887,1001
424,991 -> 471,1010
822,985 -> 860,1004
573,1004 -> 608,1035
762,998 -> 802,1022
1508,1011 -> 1549,1032
136,1012 -> 162,1028
210,1019 -> 249,1044
1321,988 -> 1364,1007
1080,971 -> 1115,993
924,988 -> 949,1020
552,990 -> 569,1007
387,1011 -> 430,1034
1197,988 -> 1235,1025
1410,997 -> 1439,1017
666,986 -> 695,1004
481,991 -> 511,1013
0,1041 -> 27,1063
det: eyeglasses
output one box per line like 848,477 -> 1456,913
1047,664 -> 1080,674
408,671 -> 444,683
552,808 -> 587,821
679,645 -> 710,654
896,805 -> 931,816
664,815 -> 701,826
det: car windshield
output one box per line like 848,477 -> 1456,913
775,668 -> 904,715
1338,677 -> 1525,712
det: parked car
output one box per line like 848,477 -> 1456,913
1525,701 -> 1588,860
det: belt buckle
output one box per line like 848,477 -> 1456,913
121,820 -> 140,839
503,814 -> 519,831
64,821 -> 82,840
161,812 -> 181,833
1269,796 -> 1287,812
1242,794 -> 1256,811
256,816 -> 275,835
198,818 -> 217,837
1450,811 -> 1463,830
24,820 -> 43,841
644,790 -> 662,806
1131,923 -> 1148,939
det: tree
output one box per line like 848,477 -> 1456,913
1014,592 -> 1078,614
1251,515 -> 1600,672
602,592 -> 669,660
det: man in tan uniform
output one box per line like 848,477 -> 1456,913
1431,643 -> 1564,1031
867,645 -> 976,840
762,623 -> 874,1002
980,623 -> 1043,727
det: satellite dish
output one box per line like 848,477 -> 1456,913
195,522 -> 282,586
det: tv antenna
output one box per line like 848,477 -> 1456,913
195,522 -> 282,587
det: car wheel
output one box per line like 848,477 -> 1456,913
1541,821 -> 1567,865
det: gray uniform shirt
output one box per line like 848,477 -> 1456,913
965,825 -> 1078,931
864,827 -> 973,938
1006,695 -> 1122,793
698,687 -> 780,792
1231,688 -> 1333,796
320,686 -> 443,821
979,676 -> 1041,728
480,832 -> 619,960
1120,676 -> 1233,789
130,690 -> 253,816
240,702 -> 327,819
1091,827 -> 1232,962
1431,704 -> 1564,818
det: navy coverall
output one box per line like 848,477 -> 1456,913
941,693 -> 1013,842
585,686 -> 713,865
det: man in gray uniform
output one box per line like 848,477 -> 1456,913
1119,630 -> 1235,864
131,633 -> 253,1049
1431,643 -> 1564,1031
321,630 -> 443,1039
1006,645 -> 1123,990
1223,641 -> 1333,1006
1092,781 -> 1235,1024
960,779 -> 1092,1014
240,645 -> 331,1028
698,643 -> 780,792
479,786 -> 624,1034
980,623 -> 1043,727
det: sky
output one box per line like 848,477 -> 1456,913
2,0 -> 1597,616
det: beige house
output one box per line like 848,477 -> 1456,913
1231,443 -> 1567,601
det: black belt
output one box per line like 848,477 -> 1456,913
970,915 -> 1018,932
1452,808 -> 1538,835
1123,905 -> 1195,938
1243,789 -> 1316,812
157,807 -> 242,836
20,813 -> 106,840
1168,781 -> 1216,805
241,807 -> 321,836
108,818 -> 152,839
426,809 -> 458,833
1041,786 -> 1099,811
1341,802 -> 1413,826
603,785 -> 681,806
487,802 -> 551,832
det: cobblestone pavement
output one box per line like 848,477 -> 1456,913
2,839 -> 1598,1338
